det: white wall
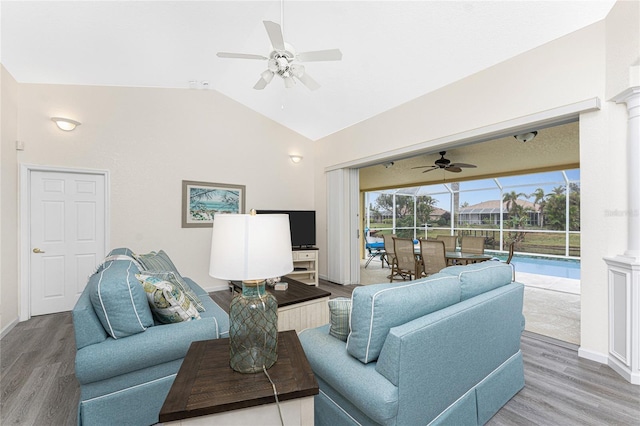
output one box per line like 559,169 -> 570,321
3,83 -> 314,329
314,0 -> 639,362
1,66 -> 20,336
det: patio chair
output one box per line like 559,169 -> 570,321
506,242 -> 515,264
436,235 -> 458,265
506,241 -> 516,281
460,236 -> 485,264
382,234 -> 397,269
364,235 -> 386,268
417,239 -> 448,277
390,237 -> 417,282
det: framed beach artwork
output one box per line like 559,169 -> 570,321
182,180 -> 246,228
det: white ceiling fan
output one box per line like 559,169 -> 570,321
217,20 -> 342,91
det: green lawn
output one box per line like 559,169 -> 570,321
367,224 -> 580,256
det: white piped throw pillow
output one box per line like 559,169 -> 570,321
328,297 -> 352,341
89,261 -> 154,339
136,274 -> 201,324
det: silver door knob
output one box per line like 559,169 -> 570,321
33,248 -> 45,253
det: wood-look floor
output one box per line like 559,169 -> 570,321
1,279 -> 638,425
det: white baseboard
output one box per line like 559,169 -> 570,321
608,355 -> 640,385
203,284 -> 229,293
0,317 -> 19,340
578,346 -> 609,364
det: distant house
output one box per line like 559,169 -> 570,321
428,207 -> 449,222
458,200 -> 540,226
368,207 -> 393,224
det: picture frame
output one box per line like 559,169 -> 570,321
182,180 -> 246,228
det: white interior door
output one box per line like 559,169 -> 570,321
29,170 -> 107,316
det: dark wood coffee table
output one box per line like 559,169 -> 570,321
159,330 -> 318,425
231,276 -> 331,332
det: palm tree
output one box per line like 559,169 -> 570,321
530,188 -> 546,227
502,191 -> 526,217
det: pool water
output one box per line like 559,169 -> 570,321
492,254 -> 580,280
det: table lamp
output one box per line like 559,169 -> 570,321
209,210 -> 293,373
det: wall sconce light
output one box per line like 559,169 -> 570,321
289,155 -> 303,163
513,131 -> 538,143
51,117 -> 81,131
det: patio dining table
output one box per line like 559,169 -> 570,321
444,251 -> 492,264
412,247 -> 491,264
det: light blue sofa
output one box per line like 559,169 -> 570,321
299,261 -> 524,426
72,248 -> 229,426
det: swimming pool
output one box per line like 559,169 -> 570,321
492,254 -> 580,279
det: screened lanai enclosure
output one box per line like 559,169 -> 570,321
364,169 -> 580,258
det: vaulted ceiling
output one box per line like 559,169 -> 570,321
1,1 -> 615,141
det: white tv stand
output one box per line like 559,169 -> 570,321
287,247 -> 319,286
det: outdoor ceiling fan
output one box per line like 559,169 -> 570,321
216,20 -> 342,91
412,151 -> 477,173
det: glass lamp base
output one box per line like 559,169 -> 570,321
229,281 -> 278,373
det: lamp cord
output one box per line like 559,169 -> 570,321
263,365 -> 285,426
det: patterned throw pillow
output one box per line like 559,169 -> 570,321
135,250 -> 206,312
136,274 -> 201,324
328,297 -> 352,341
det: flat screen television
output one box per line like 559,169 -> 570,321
256,210 -> 316,248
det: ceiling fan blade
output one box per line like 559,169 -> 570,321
411,166 -> 435,169
263,21 -> 285,51
217,52 -> 268,60
450,163 -> 477,168
291,64 -> 320,91
446,167 -> 463,173
422,168 -> 439,173
297,73 -> 320,91
297,49 -> 343,62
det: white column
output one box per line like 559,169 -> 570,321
615,87 -> 640,257
604,85 -> 640,385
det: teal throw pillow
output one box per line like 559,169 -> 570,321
89,260 -> 154,339
328,297 -> 352,341
136,250 -> 177,272
136,274 -> 201,324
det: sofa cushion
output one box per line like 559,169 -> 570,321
89,260 -> 154,339
299,325 -> 400,425
439,261 -> 513,300
328,297 -> 351,341
136,274 -> 201,323
136,250 -> 205,312
346,274 -> 460,363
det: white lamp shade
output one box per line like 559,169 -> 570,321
209,213 -> 294,281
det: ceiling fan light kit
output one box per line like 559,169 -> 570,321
514,131 -> 538,143
217,20 -> 341,91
